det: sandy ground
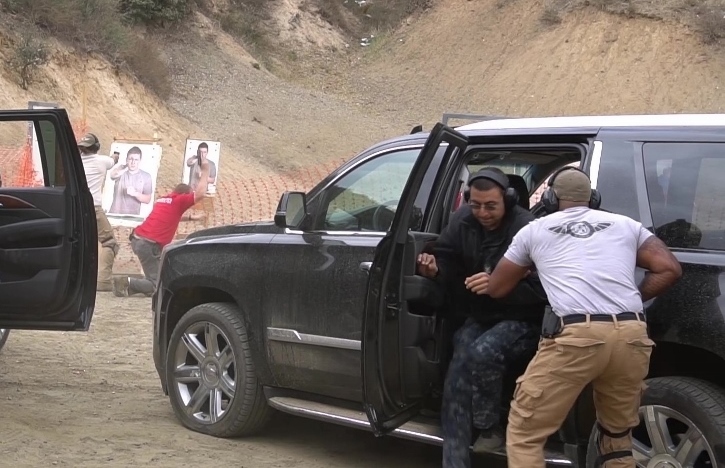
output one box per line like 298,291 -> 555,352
0,292 -> 511,468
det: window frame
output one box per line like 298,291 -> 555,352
642,141 -> 725,252
302,144 -> 425,235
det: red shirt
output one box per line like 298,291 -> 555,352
134,192 -> 196,247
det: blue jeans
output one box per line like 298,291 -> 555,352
441,318 -> 539,468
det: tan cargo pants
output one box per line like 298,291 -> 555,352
95,206 -> 118,289
506,316 -> 654,468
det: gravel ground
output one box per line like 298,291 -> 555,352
0,292 -> 511,468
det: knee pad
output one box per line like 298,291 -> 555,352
596,422 -> 633,466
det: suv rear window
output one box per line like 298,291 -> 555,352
643,142 -> 725,250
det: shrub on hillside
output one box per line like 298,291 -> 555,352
8,32 -> 49,89
2,0 -> 130,56
121,35 -> 172,99
218,1 -> 271,52
1,0 -> 174,99
119,0 -> 193,26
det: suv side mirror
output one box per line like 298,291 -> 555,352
274,191 -> 308,229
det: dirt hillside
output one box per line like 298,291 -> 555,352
310,0 -> 725,127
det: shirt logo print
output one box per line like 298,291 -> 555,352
547,221 -> 613,238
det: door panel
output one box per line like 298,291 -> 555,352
264,232 -> 381,402
0,110 -> 97,330
363,123 -> 469,435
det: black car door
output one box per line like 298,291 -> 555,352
264,144 -> 428,402
0,109 -> 97,330
362,123 -> 469,435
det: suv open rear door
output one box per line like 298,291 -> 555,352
0,109 -> 97,331
362,123 -> 468,435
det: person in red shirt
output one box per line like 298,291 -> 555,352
112,161 -> 210,297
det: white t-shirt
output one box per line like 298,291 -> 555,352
81,153 -> 115,207
504,206 -> 653,316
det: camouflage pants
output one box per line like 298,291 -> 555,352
441,318 -> 539,468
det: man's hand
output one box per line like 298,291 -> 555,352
127,187 -> 138,197
416,253 -> 438,278
200,159 -> 210,171
465,272 -> 490,295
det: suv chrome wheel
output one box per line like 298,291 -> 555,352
165,302 -> 271,437
586,377 -> 723,468
171,321 -> 236,424
633,405 -> 715,467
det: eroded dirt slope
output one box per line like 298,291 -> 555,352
311,0 -> 725,127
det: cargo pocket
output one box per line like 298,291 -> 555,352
547,336 -> 606,384
626,336 -> 655,375
509,375 -> 543,430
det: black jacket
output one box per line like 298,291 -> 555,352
433,205 -> 548,326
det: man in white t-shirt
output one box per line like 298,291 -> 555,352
78,133 -> 119,292
485,167 -> 682,468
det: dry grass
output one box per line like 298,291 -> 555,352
539,0 -> 725,45
0,0 -> 174,99
121,35 -> 172,99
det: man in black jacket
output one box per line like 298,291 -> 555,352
417,168 -> 547,468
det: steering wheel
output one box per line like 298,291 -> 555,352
372,200 -> 399,231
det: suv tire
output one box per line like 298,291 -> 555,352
165,302 -> 272,437
585,376 -> 725,467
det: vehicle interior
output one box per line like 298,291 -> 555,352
644,149 -> 725,251
392,145 -> 583,426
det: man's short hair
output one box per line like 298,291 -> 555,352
173,183 -> 192,194
127,146 -> 143,158
470,167 -> 507,193
198,142 -> 208,151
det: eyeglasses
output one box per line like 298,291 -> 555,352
468,201 -> 500,212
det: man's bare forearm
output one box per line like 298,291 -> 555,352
636,236 -> 683,302
638,272 -> 680,302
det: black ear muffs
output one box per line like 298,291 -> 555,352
464,169 -> 519,211
541,166 -> 602,214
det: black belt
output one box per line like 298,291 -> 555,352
562,312 -> 644,325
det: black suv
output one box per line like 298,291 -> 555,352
0,109 -> 98,348
151,114 -> 725,468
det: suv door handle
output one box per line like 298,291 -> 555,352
359,261 -> 372,273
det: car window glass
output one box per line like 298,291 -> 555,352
643,142 -> 725,250
318,148 -> 420,232
0,119 -> 66,187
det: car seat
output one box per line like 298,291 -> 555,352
506,174 -> 530,210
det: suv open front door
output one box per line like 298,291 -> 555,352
362,123 -> 468,435
0,109 -> 97,331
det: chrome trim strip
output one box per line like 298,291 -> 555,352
266,396 -> 574,465
267,327 -> 361,351
589,140 -> 603,189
